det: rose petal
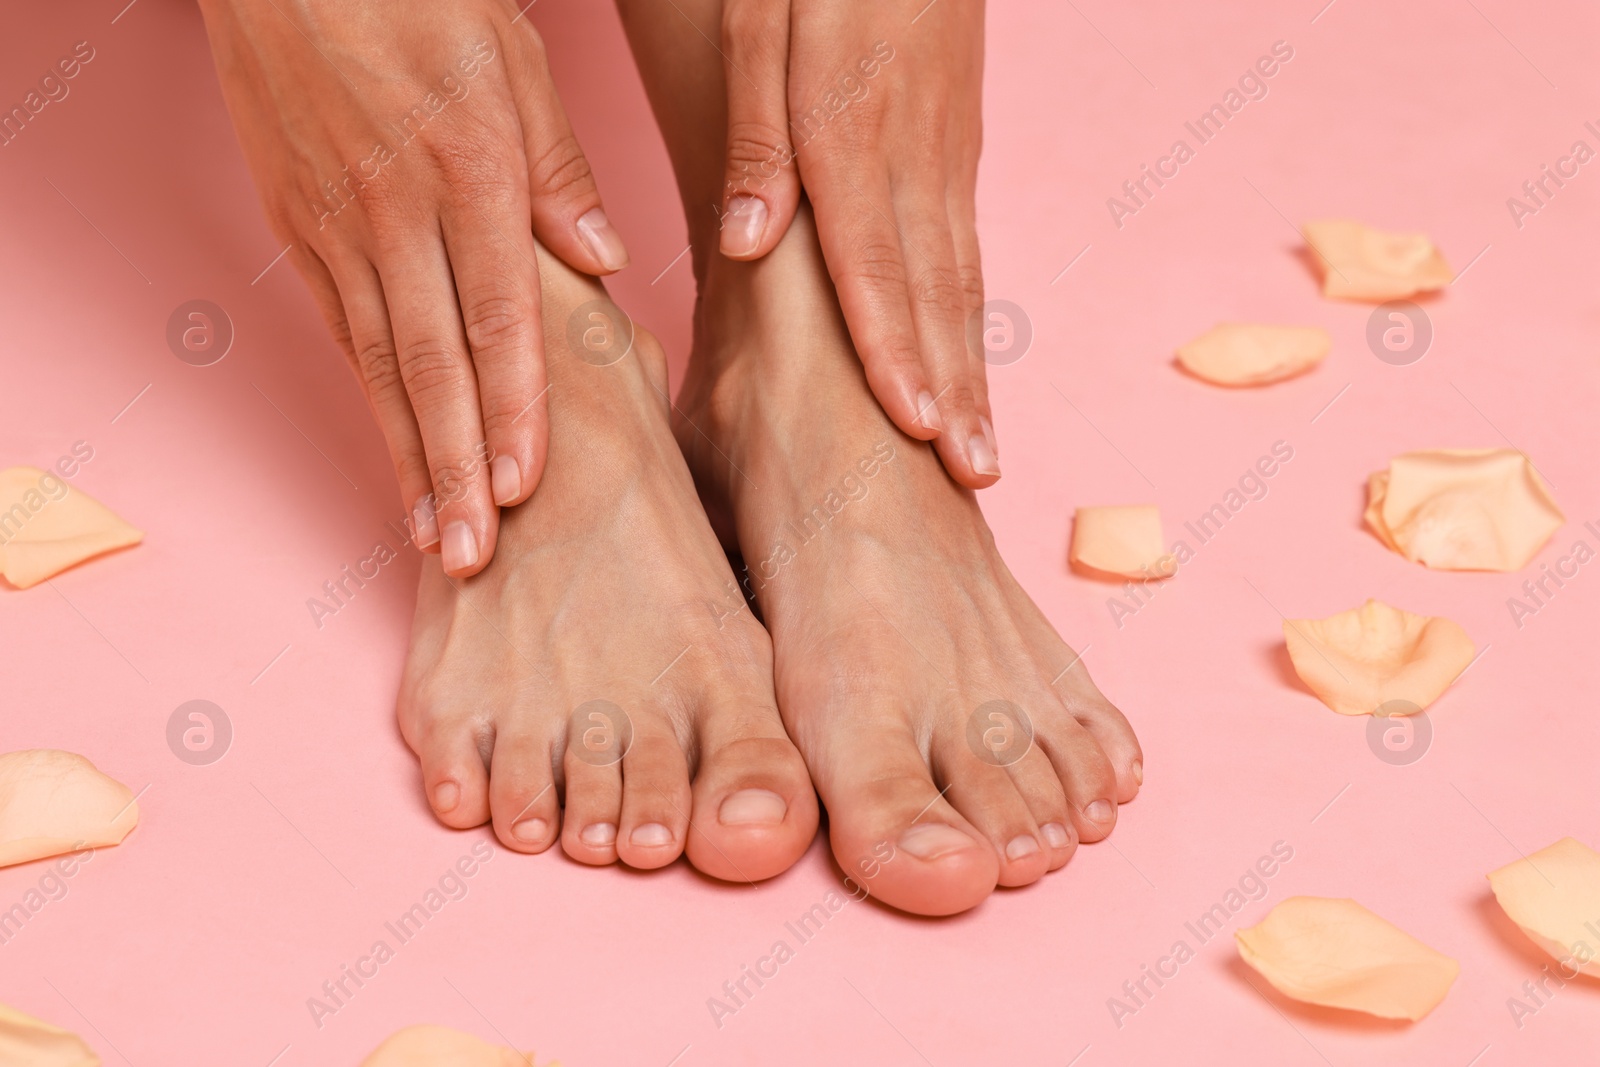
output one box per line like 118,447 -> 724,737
1176,324 -> 1331,386
1283,599 -> 1474,717
1236,896 -> 1459,1020
0,750 -> 139,869
1069,506 -> 1173,580
1488,837 -> 1600,978
0,467 -> 141,589
1302,219 -> 1453,301
1365,449 -> 1563,571
362,1026 -> 531,1067
0,1002 -> 99,1066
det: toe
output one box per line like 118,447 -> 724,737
1053,656 -> 1143,803
617,728 -> 692,870
1036,711 -> 1121,843
1002,747 -> 1079,872
933,732 -> 1052,890
561,746 -> 624,866
816,721 -> 998,916
488,727 -> 559,853
407,710 -> 492,830
688,712 -> 818,882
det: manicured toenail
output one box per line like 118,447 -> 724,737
441,521 -> 479,573
581,822 -> 616,847
718,789 -> 787,826
1131,760 -> 1143,786
1041,822 -> 1072,849
898,823 -> 975,860
433,781 -> 459,813
630,822 -> 674,847
1086,800 -> 1115,823
967,433 -> 1000,477
491,455 -> 522,506
511,817 -> 546,843
1005,835 -> 1041,861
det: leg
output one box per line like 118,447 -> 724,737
398,242 -> 818,881
617,0 -> 1143,915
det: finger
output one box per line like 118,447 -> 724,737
804,180 -> 940,445
508,32 -> 629,274
896,182 -> 998,488
314,247 -> 438,548
717,0 -> 800,260
949,182 -> 997,475
373,228 -> 499,577
440,185 -> 548,511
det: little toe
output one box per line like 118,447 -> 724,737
410,712 -> 492,830
488,727 -> 559,853
1065,693 -> 1144,803
617,730 -> 691,870
688,729 -> 818,883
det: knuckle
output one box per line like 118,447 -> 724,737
398,339 -> 473,410
461,291 -> 533,357
957,261 -> 985,312
910,267 -> 966,320
353,335 -> 403,394
725,121 -> 793,175
527,134 -> 595,203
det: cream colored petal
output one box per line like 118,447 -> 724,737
362,1025 -> 533,1067
1176,323 -> 1331,386
1069,505 -> 1173,580
0,468 -> 142,589
1365,449 -> 1563,571
1283,599 -> 1474,717
1236,896 -> 1459,1020
1488,837 -> 1600,978
0,1002 -> 100,1066
0,750 -> 139,869
1302,219 -> 1453,301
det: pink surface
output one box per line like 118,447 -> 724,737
3,0 -> 1598,1062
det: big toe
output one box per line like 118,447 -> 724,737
689,723 -> 818,883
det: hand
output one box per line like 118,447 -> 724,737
716,0 -> 998,487
199,0 -> 630,575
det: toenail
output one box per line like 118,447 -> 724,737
581,822 -> 616,847
511,817 -> 547,843
441,521 -> 479,573
1005,835 -> 1041,861
433,781 -> 459,813
1041,822 -> 1072,849
1131,760 -> 1144,786
491,455 -> 522,506
898,823 -> 976,861
967,433 -> 1000,477
1086,799 -> 1115,823
718,789 -> 787,826
630,822 -> 674,847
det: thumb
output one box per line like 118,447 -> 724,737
718,0 -> 800,261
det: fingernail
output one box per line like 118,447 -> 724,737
630,822 -> 674,847
576,207 -> 629,271
412,497 -> 439,547
1005,834 -> 1041,861
898,823 -> 976,860
581,822 -> 616,847
1086,799 -> 1115,824
433,781 -> 459,813
719,788 -> 788,826
980,415 -> 999,459
491,455 -> 521,506
441,521 -> 479,573
968,433 -> 1001,477
916,390 -> 944,433
720,196 -> 767,258
1041,822 -> 1072,849
1131,760 -> 1144,786
512,817 -> 547,843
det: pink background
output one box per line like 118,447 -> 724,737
3,0 -> 1598,1063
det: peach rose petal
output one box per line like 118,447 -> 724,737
1365,449 -> 1563,571
1488,838 -> 1600,978
0,750 -> 139,869
0,467 -> 142,589
1176,324 -> 1331,386
361,1026 -> 533,1067
1282,599 -> 1474,717
1302,219 -> 1453,301
1069,506 -> 1173,580
0,1002 -> 100,1066
1236,896 -> 1459,1021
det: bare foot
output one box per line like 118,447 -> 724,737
397,246 -> 817,881
678,206 -> 1144,915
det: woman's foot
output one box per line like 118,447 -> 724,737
397,247 -> 817,881
678,206 -> 1144,915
